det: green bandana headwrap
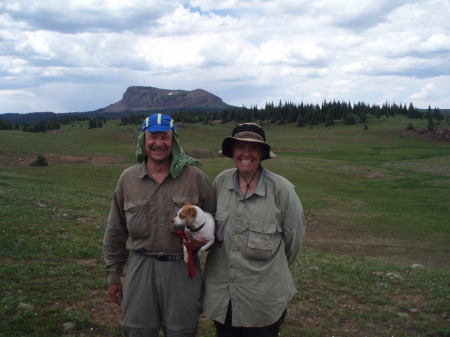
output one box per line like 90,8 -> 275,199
136,130 -> 201,178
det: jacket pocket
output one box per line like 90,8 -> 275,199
124,200 -> 149,238
246,220 -> 278,261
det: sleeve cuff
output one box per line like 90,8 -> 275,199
107,272 -> 122,286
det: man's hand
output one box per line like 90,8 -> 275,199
107,284 -> 123,305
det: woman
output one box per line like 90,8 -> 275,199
203,123 -> 306,337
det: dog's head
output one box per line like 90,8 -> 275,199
172,201 -> 197,226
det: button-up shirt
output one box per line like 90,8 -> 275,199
203,167 -> 306,327
103,161 -> 216,285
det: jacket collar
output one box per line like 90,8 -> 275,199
229,167 -> 266,197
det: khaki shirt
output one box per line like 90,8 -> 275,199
203,167 -> 305,327
103,162 -> 216,285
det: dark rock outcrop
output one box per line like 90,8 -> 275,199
102,86 -> 229,112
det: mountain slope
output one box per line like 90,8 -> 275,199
102,86 -> 229,112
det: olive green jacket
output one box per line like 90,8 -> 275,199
203,167 -> 306,327
103,162 -> 215,286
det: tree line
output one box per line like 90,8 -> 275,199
1,100 -> 446,131
22,120 -> 61,132
170,101 -> 445,127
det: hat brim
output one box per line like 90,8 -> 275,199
220,137 -> 276,160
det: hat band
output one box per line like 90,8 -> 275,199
155,113 -> 174,128
234,131 -> 264,142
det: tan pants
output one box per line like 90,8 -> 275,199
122,252 -> 202,337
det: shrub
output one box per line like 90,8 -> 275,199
406,122 -> 415,131
29,155 -> 48,167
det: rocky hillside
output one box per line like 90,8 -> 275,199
102,86 -> 229,113
0,86 -> 231,124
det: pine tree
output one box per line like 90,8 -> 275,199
427,116 -> 435,130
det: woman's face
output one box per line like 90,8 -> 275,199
232,140 -> 263,175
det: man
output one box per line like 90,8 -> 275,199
103,113 -> 216,337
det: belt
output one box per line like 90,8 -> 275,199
141,252 -> 183,261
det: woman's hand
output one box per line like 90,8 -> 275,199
184,232 -> 207,251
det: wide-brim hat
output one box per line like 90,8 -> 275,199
220,123 -> 276,160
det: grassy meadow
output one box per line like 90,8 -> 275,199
0,116 -> 449,336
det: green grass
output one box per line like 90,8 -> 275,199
287,249 -> 449,336
1,116 -> 449,336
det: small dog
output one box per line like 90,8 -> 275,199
172,201 -> 215,263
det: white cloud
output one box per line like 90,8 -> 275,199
419,33 -> 450,53
0,0 -> 171,33
409,83 -> 440,100
0,0 -> 449,113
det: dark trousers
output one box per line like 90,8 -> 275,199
213,302 -> 287,337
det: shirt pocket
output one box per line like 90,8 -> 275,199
124,200 -> 149,239
214,210 -> 229,242
246,220 -> 279,261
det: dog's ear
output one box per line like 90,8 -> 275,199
187,206 -> 197,219
183,201 -> 192,206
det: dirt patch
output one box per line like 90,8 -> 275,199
90,294 -> 122,327
0,152 -> 124,167
340,166 -> 389,179
402,127 -> 450,142
77,258 -> 100,268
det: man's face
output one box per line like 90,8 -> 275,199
144,130 -> 174,164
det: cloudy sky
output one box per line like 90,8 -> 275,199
1,0 -> 449,114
